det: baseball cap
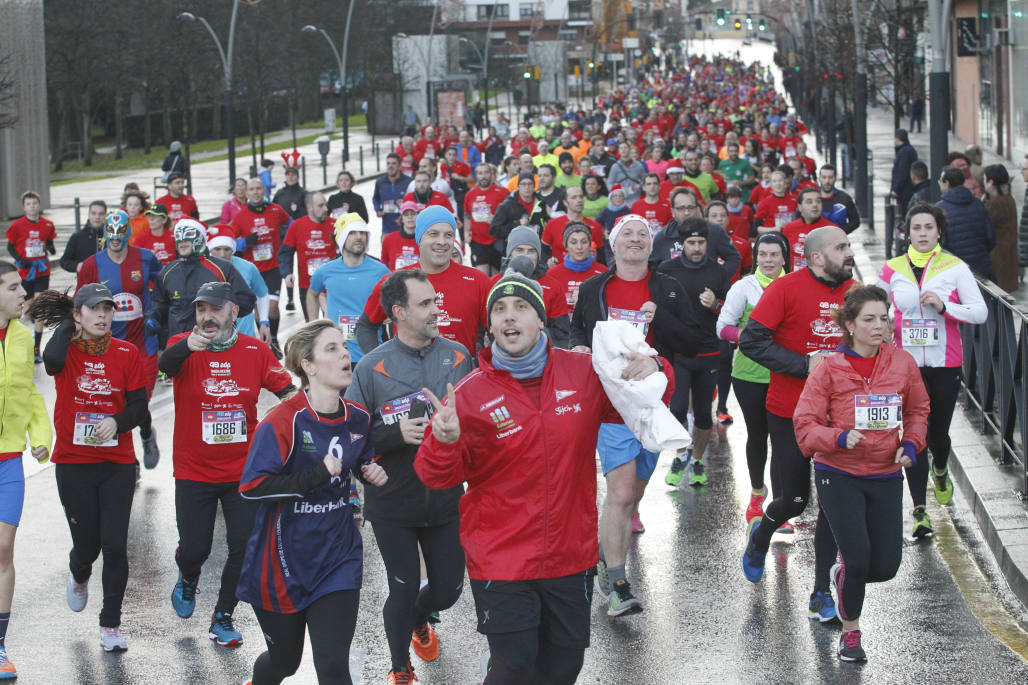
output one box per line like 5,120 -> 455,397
145,203 -> 168,218
400,200 -> 420,214
74,283 -> 116,309
192,281 -> 233,307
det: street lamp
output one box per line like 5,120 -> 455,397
177,1 -> 242,183
459,36 -> 489,126
302,5 -> 355,164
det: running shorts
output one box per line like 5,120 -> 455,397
0,457 -> 25,526
597,423 -> 660,481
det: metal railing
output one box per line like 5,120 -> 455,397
960,277 -> 1028,494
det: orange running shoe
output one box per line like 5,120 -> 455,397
387,662 -> 418,684
411,622 -> 439,661
0,646 -> 16,680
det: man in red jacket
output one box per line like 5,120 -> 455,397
415,270 -> 671,685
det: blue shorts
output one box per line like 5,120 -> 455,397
0,458 -> 25,527
597,423 -> 660,482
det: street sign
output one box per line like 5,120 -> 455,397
324,108 -> 336,133
621,37 -> 640,49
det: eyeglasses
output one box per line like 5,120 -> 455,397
673,204 -> 698,211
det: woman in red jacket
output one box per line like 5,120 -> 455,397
793,284 -> 929,663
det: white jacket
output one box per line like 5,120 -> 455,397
591,320 -> 692,453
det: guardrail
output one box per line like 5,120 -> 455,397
960,276 -> 1028,494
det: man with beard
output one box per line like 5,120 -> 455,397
817,164 -> 860,234
279,192 -> 338,322
740,227 -> 854,625
681,150 -> 718,204
404,170 -> 453,213
463,164 -> 509,275
305,213 -> 389,364
652,188 -> 740,277
491,173 -> 548,246
159,282 -> 295,648
782,188 -> 839,272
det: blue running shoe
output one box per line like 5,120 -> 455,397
808,591 -> 838,623
171,575 -> 198,618
209,611 -> 242,646
0,645 -> 17,679
742,517 -> 766,582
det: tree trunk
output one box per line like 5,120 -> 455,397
53,92 -> 67,172
82,90 -> 93,167
212,101 -> 221,140
114,96 -> 124,160
144,90 -> 152,154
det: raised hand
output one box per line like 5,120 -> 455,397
424,383 -> 460,444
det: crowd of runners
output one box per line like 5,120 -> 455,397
0,51 -> 991,683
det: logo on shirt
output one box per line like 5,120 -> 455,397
489,406 -> 512,427
350,433 -> 364,443
555,389 -> 576,401
76,375 -> 112,397
203,378 -> 240,397
555,403 -> 582,416
479,395 -> 505,411
130,269 -> 142,282
293,496 -> 347,515
301,430 -> 316,451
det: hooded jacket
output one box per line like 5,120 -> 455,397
0,319 -> 53,457
651,219 -> 741,279
938,185 -> 996,279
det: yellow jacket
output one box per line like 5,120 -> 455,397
1,319 -> 53,457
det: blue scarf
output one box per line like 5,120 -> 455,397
563,254 -> 595,272
491,332 -> 548,379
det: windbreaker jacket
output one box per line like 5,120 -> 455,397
0,319 -> 53,456
716,274 -> 771,383
414,344 -> 673,581
938,186 -> 996,279
148,254 -> 256,339
794,343 -> 929,477
877,250 -> 987,367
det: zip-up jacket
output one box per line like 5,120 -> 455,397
373,172 -> 413,234
938,185 -> 996,279
657,255 -> 729,355
489,192 -> 548,244
0,319 -> 53,457
414,343 -> 673,580
147,254 -> 255,340
716,274 -> 771,383
877,250 -> 987,367
345,336 -> 472,526
794,343 -> 929,477
650,219 -> 741,279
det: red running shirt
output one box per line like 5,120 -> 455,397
755,193 -> 798,230
50,338 -> 145,464
155,193 -> 199,222
630,198 -> 673,235
380,231 -> 420,271
604,273 -> 654,344
541,216 -> 604,262
167,333 -> 293,483
781,217 -> 836,271
545,261 -> 608,315
5,217 -> 56,280
282,217 -> 338,289
463,185 -> 509,245
131,229 -> 176,265
231,204 -> 292,273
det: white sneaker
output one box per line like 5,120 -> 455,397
99,626 -> 127,652
66,574 -> 88,612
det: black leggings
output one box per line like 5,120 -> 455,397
298,287 -> 310,321
174,479 -> 257,615
905,366 -> 961,508
669,354 -> 720,431
251,589 -> 359,685
816,472 -> 903,621
371,519 -> 465,670
733,378 -> 778,494
753,413 -> 838,592
485,631 -> 585,685
716,341 -> 735,414
54,462 -> 136,628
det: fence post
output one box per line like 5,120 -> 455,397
359,146 -> 364,177
302,160 -> 307,189
74,197 -> 81,232
376,143 -> 381,172
884,197 -> 895,259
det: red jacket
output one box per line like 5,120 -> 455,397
415,344 -> 672,581
794,343 -> 929,477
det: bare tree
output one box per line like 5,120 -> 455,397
0,52 -> 17,130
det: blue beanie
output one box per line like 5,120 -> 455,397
415,205 -> 458,245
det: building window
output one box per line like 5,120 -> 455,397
517,31 -> 531,45
519,3 -> 535,19
557,30 -> 577,41
477,4 -> 509,20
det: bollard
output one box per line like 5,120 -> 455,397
376,143 -> 381,172
884,198 -> 895,259
302,161 -> 307,189
74,197 -> 81,232
359,146 -> 364,176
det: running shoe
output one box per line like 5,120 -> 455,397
741,517 -> 765,582
411,622 -> 439,661
427,611 -> 441,625
66,573 -> 88,612
0,645 -> 16,680
33,347 -> 42,364
171,575 -> 198,618
689,459 -> 708,486
933,467 -> 954,505
607,579 -> 643,617
808,591 -> 838,623
99,626 -> 128,652
830,562 -> 843,608
665,449 -> 691,486
746,488 -> 767,522
912,508 -> 933,538
284,300 -> 296,312
386,662 -> 418,684
142,429 -> 160,470
270,340 -> 284,360
595,559 -> 611,598
349,482 -> 361,515
776,520 -> 795,534
209,611 -> 243,646
716,411 -> 734,425
158,371 -> 173,385
838,630 -> 866,662
631,513 -> 645,533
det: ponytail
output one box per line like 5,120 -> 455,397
26,290 -> 75,328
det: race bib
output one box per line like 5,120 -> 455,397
338,315 -> 358,340
253,243 -> 273,261
565,285 -> 579,306
854,394 -> 902,430
901,319 -> 939,347
396,249 -> 420,269
472,201 -> 491,222
774,212 -> 792,229
608,307 -> 649,334
307,257 -> 330,276
383,201 -> 399,214
24,239 -> 45,258
380,391 -> 430,425
202,409 -> 247,444
73,413 -> 117,447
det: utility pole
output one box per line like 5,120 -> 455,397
926,0 -> 952,201
850,0 -> 869,220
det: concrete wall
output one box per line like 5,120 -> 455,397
0,0 -> 50,218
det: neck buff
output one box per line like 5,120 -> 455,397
72,331 -> 112,356
207,328 -> 239,353
246,201 -> 266,212
907,243 -> 941,269
563,254 -> 595,272
491,332 -> 548,379
755,266 -> 785,289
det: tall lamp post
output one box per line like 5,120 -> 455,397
178,1 -> 242,182
302,4 -> 355,163
459,36 -> 488,126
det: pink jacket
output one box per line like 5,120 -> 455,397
794,343 -> 930,477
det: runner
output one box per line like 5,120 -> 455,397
131,203 -> 177,266
716,233 -> 790,522
876,203 -> 987,536
629,174 -> 673,237
380,201 -> 421,272
545,222 -> 608,318
5,191 -> 56,362
305,212 -> 390,364
159,282 -> 295,647
238,319 -> 387,685
345,270 -> 471,684
794,284 -> 930,662
404,170 -> 453,213
740,226 -> 854,624
651,188 -> 740,276
357,206 -> 491,358
570,214 -> 699,616
205,233 -> 271,343
754,170 -> 798,234
373,153 -> 413,239
77,210 -> 163,468
155,172 -> 200,222
231,177 -> 292,356
415,268 -> 673,684
32,284 -> 147,652
59,200 -> 105,275
327,170 -> 370,222
490,228 -> 570,347
781,188 -> 836,272
541,186 -> 605,263
279,192 -> 338,322
463,163 -> 508,275
220,178 -> 248,225
0,261 -> 52,679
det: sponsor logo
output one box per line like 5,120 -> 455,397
555,403 -> 582,416
301,430 -> 316,451
350,433 -> 364,443
293,496 -> 348,514
76,374 -> 112,396
130,269 -> 142,282
479,395 -> 505,411
555,389 -> 576,401
496,425 -> 523,439
203,378 -> 240,397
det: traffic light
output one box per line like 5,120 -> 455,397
534,66 -> 540,80
716,9 -> 726,26
523,67 -> 531,79
758,18 -> 766,31
733,19 -> 742,30
746,14 -> 753,26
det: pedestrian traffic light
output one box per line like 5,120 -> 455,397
746,14 -> 753,25
758,18 -> 766,31
733,19 -> 742,30
534,66 -> 540,80
716,9 -> 726,26
523,67 -> 531,79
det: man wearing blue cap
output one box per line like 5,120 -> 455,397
357,205 -> 491,357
